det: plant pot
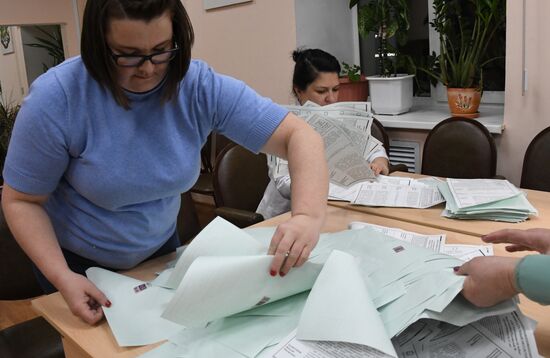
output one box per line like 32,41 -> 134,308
446,87 -> 481,119
338,76 -> 369,102
366,74 -> 414,115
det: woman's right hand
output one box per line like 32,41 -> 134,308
482,228 -> 550,254
56,271 -> 111,325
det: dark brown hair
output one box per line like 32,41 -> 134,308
81,0 -> 194,109
292,48 -> 341,97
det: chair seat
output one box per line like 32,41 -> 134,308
191,172 -> 214,195
0,317 -> 64,358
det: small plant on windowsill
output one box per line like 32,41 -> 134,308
342,62 -> 362,82
338,62 -> 368,102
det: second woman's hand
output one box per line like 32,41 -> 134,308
267,214 -> 323,277
55,270 -> 111,325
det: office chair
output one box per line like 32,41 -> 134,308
421,117 -> 498,179
213,143 -> 270,228
190,133 -> 234,206
371,117 -> 409,173
176,191 -> 202,245
0,197 -> 64,358
521,126 -> 550,191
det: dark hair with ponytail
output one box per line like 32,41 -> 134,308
291,48 -> 341,96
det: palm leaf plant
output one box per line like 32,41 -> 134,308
422,0 -> 506,89
25,26 -> 65,73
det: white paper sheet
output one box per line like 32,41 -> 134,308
86,267 -> 183,347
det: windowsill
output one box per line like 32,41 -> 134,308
373,97 -> 505,134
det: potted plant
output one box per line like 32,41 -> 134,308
420,0 -> 506,118
349,0 -> 415,115
338,62 -> 369,101
0,86 -> 19,179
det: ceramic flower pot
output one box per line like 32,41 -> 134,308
366,74 -> 414,115
446,87 -> 481,119
338,76 -> 369,102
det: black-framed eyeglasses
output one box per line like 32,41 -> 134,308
111,46 -> 180,67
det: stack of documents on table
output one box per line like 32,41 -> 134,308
86,217 -> 538,357
438,178 -> 538,222
269,101 -> 383,187
329,175 -> 445,209
349,221 -> 494,260
271,310 -> 539,358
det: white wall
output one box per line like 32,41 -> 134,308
0,27 -> 25,104
294,0 -> 359,67
499,0 -> 550,185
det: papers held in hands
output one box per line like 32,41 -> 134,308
87,217 -> 537,357
438,178 -> 538,222
271,101 -> 383,187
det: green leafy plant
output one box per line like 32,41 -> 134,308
0,86 -> 19,176
25,26 -> 65,73
420,0 -> 506,89
341,62 -> 362,82
349,0 -> 410,77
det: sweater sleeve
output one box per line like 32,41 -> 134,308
515,255 -> 550,305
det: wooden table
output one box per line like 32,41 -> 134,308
329,172 -> 550,237
32,206 -> 550,357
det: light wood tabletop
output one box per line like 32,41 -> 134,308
329,172 -> 550,237
32,205 -> 550,357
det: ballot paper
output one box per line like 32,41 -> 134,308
306,113 -> 376,186
349,180 -> 445,208
447,178 -> 521,209
393,310 -> 539,358
440,244 -> 493,261
348,221 -> 445,252
127,218 -> 535,357
161,255 -> 322,327
438,179 -> 538,222
86,267 -> 182,347
271,329 -> 392,358
268,102 -> 383,187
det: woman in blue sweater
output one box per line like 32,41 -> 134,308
456,228 -> 550,306
1,0 -> 328,325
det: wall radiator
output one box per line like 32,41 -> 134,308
388,140 -> 421,173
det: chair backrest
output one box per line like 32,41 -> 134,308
421,117 -> 497,178
0,198 -> 43,300
213,143 -> 269,212
176,191 -> 201,245
521,126 -> 550,191
371,117 -> 390,153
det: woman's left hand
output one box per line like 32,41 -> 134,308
456,256 -> 520,307
267,214 -> 323,276
370,157 -> 390,175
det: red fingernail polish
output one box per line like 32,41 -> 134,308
453,266 -> 460,272
280,272 -> 286,277
105,300 -> 112,308
270,270 -> 276,277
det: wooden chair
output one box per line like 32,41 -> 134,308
521,126 -> 550,191
213,143 -> 269,228
421,117 -> 498,178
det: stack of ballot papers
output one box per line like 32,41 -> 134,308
438,178 -> 538,222
269,101 -> 384,187
329,175 -> 445,209
86,217 -> 539,357
348,221 -> 494,260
